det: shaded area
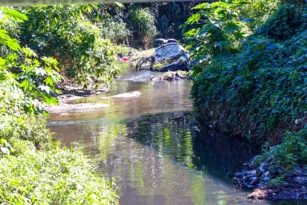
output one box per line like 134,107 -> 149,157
51,112 -> 265,205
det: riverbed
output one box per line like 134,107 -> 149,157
48,65 -> 304,205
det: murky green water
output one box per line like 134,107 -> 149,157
48,65 -> 304,205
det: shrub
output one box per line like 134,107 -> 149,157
187,0 -> 307,174
0,83 -> 51,149
0,8 -> 118,204
0,140 -> 118,204
258,4 -> 304,40
128,7 -> 157,48
99,18 -> 131,44
0,7 -> 61,105
20,5 -> 120,89
261,128 -> 307,168
191,29 -> 307,143
183,0 -> 280,75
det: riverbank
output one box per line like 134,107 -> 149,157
188,1 -> 307,201
234,157 -> 307,200
0,83 -> 118,204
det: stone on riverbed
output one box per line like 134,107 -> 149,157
44,103 -> 110,113
111,91 -> 142,99
234,158 -> 307,200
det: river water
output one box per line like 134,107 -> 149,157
48,65 -> 303,205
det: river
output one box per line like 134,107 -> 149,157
48,65 -> 303,205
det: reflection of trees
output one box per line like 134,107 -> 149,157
190,174 -> 205,205
98,123 -> 127,161
91,112 -> 249,204
134,161 -> 145,187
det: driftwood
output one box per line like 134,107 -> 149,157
135,56 -> 154,71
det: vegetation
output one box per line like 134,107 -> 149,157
0,7 -> 118,204
3,0 -> 307,201
19,4 -> 120,89
0,82 -> 118,204
186,0 -> 307,178
128,7 -> 157,49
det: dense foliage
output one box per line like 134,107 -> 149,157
0,82 -> 118,204
0,8 -> 118,204
0,8 -> 61,105
187,0 -> 307,176
19,4 -> 120,89
89,2 -> 199,48
183,0 -> 279,73
128,7 -> 157,49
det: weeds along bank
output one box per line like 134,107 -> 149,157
0,83 -> 118,204
0,7 -> 118,204
186,0 -> 307,191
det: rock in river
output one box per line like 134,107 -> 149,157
111,91 -> 142,99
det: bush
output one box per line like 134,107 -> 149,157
0,82 -> 118,205
187,1 -> 307,173
128,7 -> 157,48
192,25 -> 307,143
0,8 -> 118,204
258,4 -> 304,40
183,0 -> 280,75
99,18 -> 131,44
20,5 -> 120,89
0,83 -> 51,149
260,128 -> 307,169
0,142 -> 118,204
0,7 -> 61,105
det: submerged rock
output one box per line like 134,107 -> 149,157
149,71 -> 191,82
111,91 -> 142,99
44,103 -> 110,113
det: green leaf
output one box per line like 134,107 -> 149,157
114,2 -> 125,9
225,22 -> 240,34
3,8 -> 28,22
187,13 -> 201,24
20,79 -> 30,90
192,3 -> 208,10
43,95 -> 58,105
44,76 -> 55,86
0,29 -> 20,51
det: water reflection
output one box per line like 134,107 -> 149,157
49,66 -> 306,205
51,112 -> 268,205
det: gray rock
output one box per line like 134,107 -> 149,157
247,170 -> 257,176
264,171 -> 270,177
294,166 -> 307,176
293,177 -> 307,186
250,177 -> 260,186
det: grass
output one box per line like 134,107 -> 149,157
0,140 -> 118,205
0,83 -> 118,205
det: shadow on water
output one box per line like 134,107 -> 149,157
49,65 -> 306,205
125,112 -> 258,181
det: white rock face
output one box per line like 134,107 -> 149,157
154,42 -> 189,63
